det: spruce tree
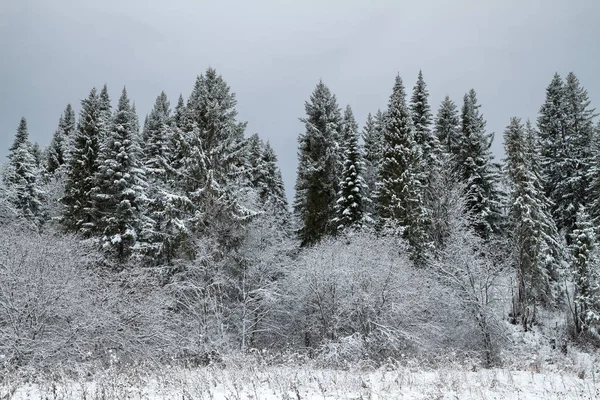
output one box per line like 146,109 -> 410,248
62,88 -> 103,234
4,118 -> 43,222
180,68 -> 253,253
46,104 -> 76,174
434,95 -> 461,157
376,75 -> 430,263
538,74 -> 568,228
410,70 -> 437,165
293,80 -> 342,245
261,142 -> 289,222
333,105 -> 367,230
504,118 -> 562,329
142,91 -> 172,177
46,115 -> 67,174
588,121 -> 600,224
457,89 -> 502,238
94,87 -> 147,259
246,136 -> 289,226
362,110 -> 385,218
559,73 -> 597,234
570,206 -> 600,334
538,73 -> 597,237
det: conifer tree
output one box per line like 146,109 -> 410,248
457,89 -> 502,238
261,142 -> 289,222
47,104 -> 77,175
538,73 -> 597,237
4,118 -> 43,222
293,80 -> 342,245
47,115 -> 66,174
180,68 -> 253,253
558,73 -> 597,234
94,87 -> 147,259
62,88 -> 103,234
569,206 -> 600,334
588,121 -> 600,224
434,95 -> 461,157
246,136 -> 289,226
142,91 -> 172,177
376,75 -> 430,263
504,118 -> 562,329
99,83 -> 111,121
362,110 -> 385,218
333,105 -> 367,230
410,70 -> 437,165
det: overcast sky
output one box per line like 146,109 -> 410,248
1,0 -> 599,202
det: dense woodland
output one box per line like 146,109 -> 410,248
1,68 -> 599,371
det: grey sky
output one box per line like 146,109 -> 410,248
1,0 -> 599,202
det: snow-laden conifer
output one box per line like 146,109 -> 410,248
293,80 -> 342,245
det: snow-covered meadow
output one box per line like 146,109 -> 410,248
4,361 -> 599,400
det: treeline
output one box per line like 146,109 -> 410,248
0,68 -> 599,370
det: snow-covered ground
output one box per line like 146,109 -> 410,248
4,364 -> 599,400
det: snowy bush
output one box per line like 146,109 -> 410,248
278,232 -> 474,364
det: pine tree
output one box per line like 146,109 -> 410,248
293,80 -> 342,245
376,75 -> 430,263
504,118 -> 562,329
362,110 -> 385,218
570,206 -> 600,334
457,89 -> 502,238
333,105 -> 367,230
94,87 -> 147,259
62,88 -> 103,234
3,118 -> 44,222
434,95 -> 461,158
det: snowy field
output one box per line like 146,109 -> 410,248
3,364 -> 599,400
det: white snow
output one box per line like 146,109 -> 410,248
5,365 -> 599,400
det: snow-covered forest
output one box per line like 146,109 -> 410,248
2,68 -> 600,398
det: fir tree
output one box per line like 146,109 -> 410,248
94,87 -> 147,259
570,206 -> 600,334
434,95 -> 461,158
376,75 -> 430,263
4,118 -> 43,222
504,118 -> 562,329
457,89 -> 502,238
293,80 -> 342,245
333,105 -> 367,230
62,88 -> 103,234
